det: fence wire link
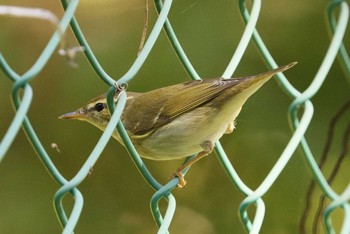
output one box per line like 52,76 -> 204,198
0,0 -> 349,233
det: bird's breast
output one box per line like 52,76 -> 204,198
128,104 -> 241,160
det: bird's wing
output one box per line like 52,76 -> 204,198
162,78 -> 237,119
128,62 -> 298,136
130,78 -> 240,135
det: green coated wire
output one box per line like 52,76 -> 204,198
118,0 -> 174,84
227,0 -> 279,232
61,0 -> 178,191
1,51 -> 83,232
0,82 -> 32,162
238,0 -> 300,98
237,0 -> 350,232
1,0 -> 81,227
106,87 -> 165,191
154,0 -> 201,81
55,91 -> 127,234
154,0 -> 350,233
328,0 -> 350,85
323,2 -> 350,233
324,183 -> 350,234
115,120 -> 164,189
292,3 -> 350,234
156,194 -> 176,234
214,142 -> 266,232
61,1 -> 177,228
0,0 -> 79,161
323,3 -> 350,233
1,1 -> 87,232
289,0 -> 349,194
0,53 -> 19,81
61,1 -> 180,233
61,0 -> 180,232
222,0 -> 261,79
60,0 -> 114,86
239,101 -> 314,232
12,1 -> 78,88
1,0 -> 349,233
53,91 -> 125,197
151,0 -> 250,231
237,1 -> 348,232
150,181 -> 178,234
113,102 -> 180,233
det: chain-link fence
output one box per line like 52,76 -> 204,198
1,0 -> 349,233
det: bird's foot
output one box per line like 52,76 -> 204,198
170,171 -> 187,188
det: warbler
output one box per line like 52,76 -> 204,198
59,62 -> 296,187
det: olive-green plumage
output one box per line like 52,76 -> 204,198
60,62 -> 296,187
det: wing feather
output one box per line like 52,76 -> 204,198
127,78 -> 240,135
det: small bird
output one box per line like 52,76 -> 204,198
59,62 -> 296,187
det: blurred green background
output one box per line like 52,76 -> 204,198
1,0 -> 349,233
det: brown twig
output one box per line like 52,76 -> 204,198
300,98 -> 350,234
313,121 -> 350,233
137,0 -> 149,56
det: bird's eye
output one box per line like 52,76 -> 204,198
95,103 -> 105,112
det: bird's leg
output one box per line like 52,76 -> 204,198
171,141 -> 214,188
225,121 -> 235,134
225,108 -> 240,134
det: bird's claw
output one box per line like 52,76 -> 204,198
170,171 -> 187,188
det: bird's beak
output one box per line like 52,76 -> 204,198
58,110 -> 85,120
